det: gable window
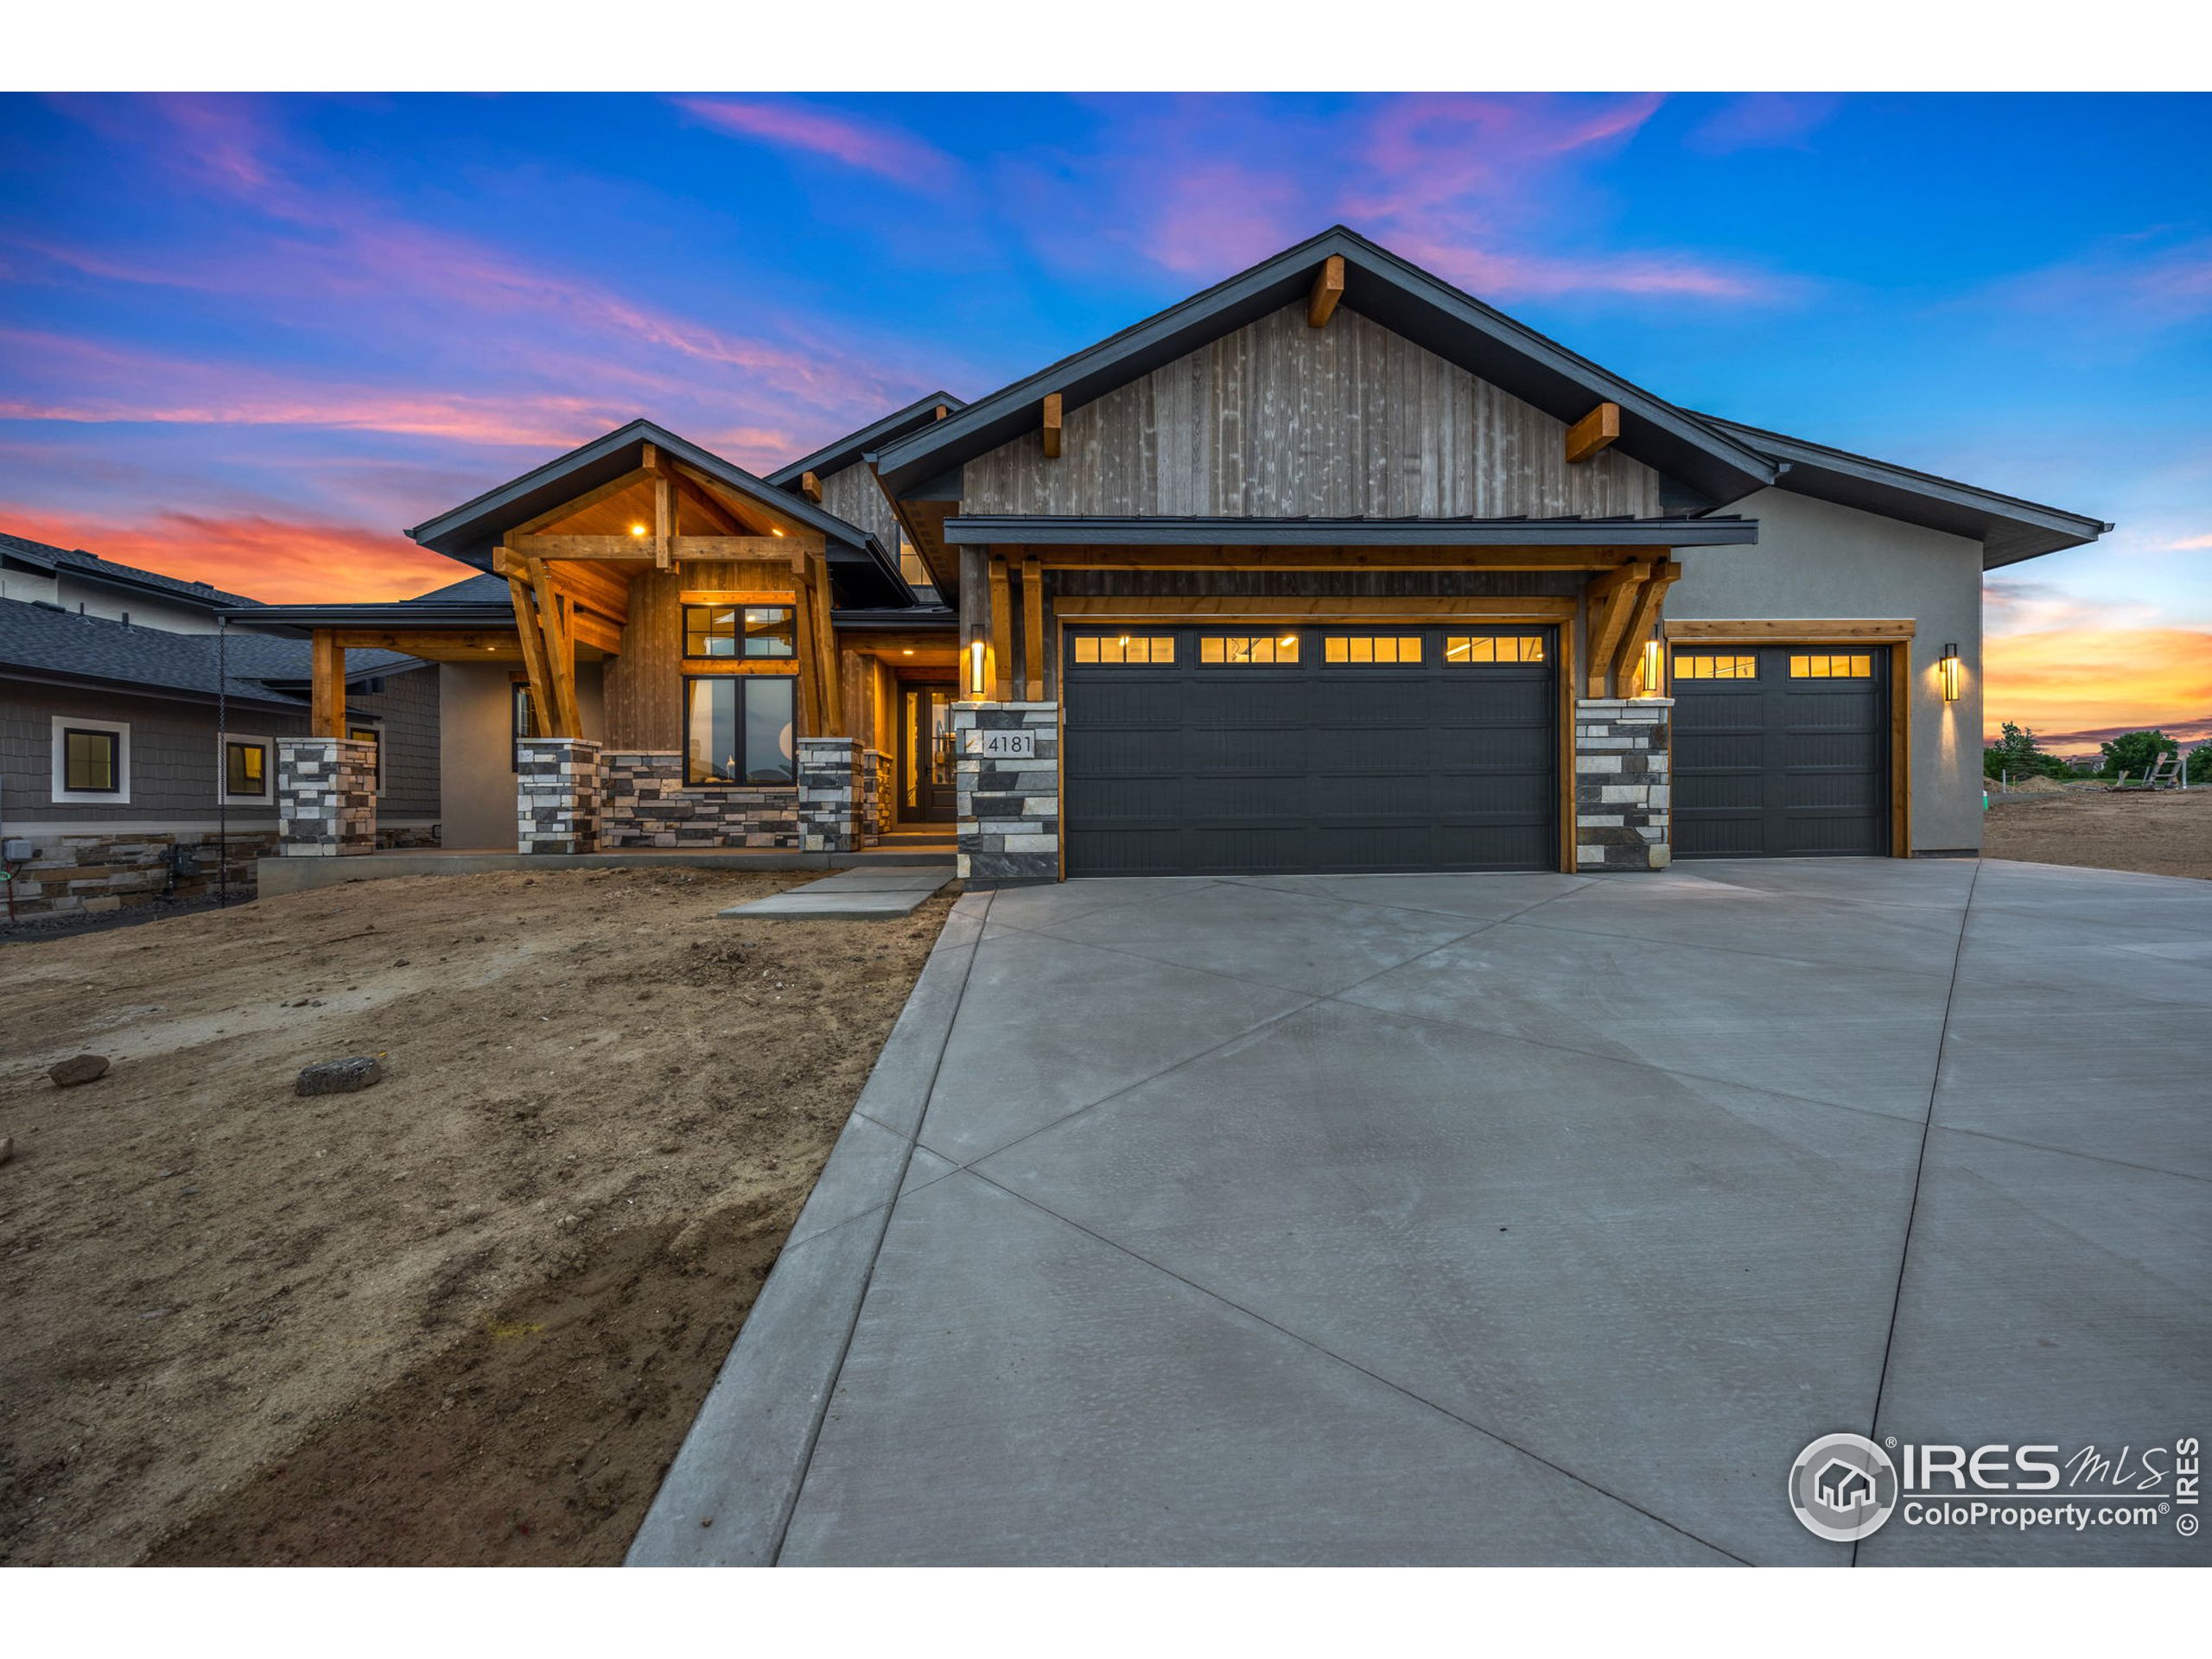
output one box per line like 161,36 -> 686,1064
1675,653 -> 1758,680
1072,634 -> 1174,664
1443,634 -> 1546,664
220,733 -> 272,804
1199,633 -> 1299,664
52,715 -> 130,804
898,536 -> 934,592
685,676 -> 796,785
349,724 -> 384,792
1789,653 -> 1873,679
684,604 -> 795,659
1324,635 -> 1422,664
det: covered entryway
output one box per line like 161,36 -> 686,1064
1671,642 -> 1893,857
1062,623 -> 1557,876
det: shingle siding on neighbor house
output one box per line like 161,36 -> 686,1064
0,682 -> 303,825
350,664 -> 441,823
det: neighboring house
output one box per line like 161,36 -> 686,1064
0,536 -> 439,918
227,226 -> 2107,881
0,530 -> 261,633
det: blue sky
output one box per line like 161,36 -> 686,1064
1,92 -> 2206,745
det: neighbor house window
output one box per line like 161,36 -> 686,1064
349,725 -> 384,791
1443,634 -> 1546,664
51,715 -> 130,804
1199,633 -> 1299,664
1674,654 -> 1758,680
220,733 -> 271,804
1072,635 -> 1174,664
685,676 -> 796,785
1789,653 -> 1873,679
683,604 -> 795,659
1324,635 -> 1422,664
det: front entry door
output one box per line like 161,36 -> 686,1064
899,683 -> 957,824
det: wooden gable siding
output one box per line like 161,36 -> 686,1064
961,302 -> 1662,520
601,560 -> 788,749
817,463 -> 899,560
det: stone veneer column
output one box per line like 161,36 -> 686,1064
276,735 -> 378,856
1574,698 -> 1672,871
951,702 -> 1059,883
517,736 -> 601,855
796,736 -> 861,854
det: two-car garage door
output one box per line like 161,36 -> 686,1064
1063,624 -> 1556,876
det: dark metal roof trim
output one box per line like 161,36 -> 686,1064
404,418 -> 876,568
766,392 -> 967,490
943,515 -> 1758,549
219,603 -> 513,628
1697,415 -> 2111,568
830,607 -> 958,630
874,226 -> 1777,505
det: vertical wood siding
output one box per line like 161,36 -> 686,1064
961,302 -> 1661,520
601,561 -> 785,750
818,464 -> 899,555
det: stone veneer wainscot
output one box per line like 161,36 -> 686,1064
517,736 -> 601,855
952,702 -> 1058,884
1574,698 -> 1671,871
599,751 -> 799,849
276,735 -> 378,857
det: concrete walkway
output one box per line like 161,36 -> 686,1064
634,858 -> 2210,1567
718,865 -> 953,921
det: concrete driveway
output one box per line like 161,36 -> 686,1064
638,857 -> 2210,1567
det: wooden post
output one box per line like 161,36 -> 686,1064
1609,559 -> 1679,697
988,555 -> 1014,702
790,548 -> 823,735
528,557 -> 582,735
1021,555 -> 1044,701
653,470 -> 675,572
1583,559 -> 1650,698
505,571 -> 556,735
310,629 -> 345,739
810,568 -> 842,736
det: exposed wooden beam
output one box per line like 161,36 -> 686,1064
568,609 -> 623,655
788,550 -> 823,736
799,469 -> 823,505
527,557 -> 582,736
1308,253 -> 1345,327
1566,402 -> 1622,465
640,441 -> 660,474
1584,558 -> 1652,697
1020,555 -> 1044,700
988,554 -> 1014,702
332,630 -> 521,656
310,630 -> 345,739
1664,617 -> 1918,642
934,403 -> 950,421
1041,392 -> 1063,460
506,575 -> 556,737
1608,559 -> 1679,697
653,470 -> 675,571
506,532 -> 793,562
675,475 -> 743,536
1032,547 -> 1639,573
666,458 -> 816,541
493,544 -> 631,623
810,563 -> 842,735
1052,595 -> 1580,619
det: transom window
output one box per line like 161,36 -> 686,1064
1443,634 -> 1546,664
685,675 -> 797,785
1324,635 -> 1423,665
64,727 -> 120,792
1789,653 -> 1874,679
1198,633 -> 1299,664
1675,653 -> 1758,680
1073,634 -> 1174,664
683,604 -> 796,659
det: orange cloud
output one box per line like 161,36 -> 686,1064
1984,627 -> 2212,753
1,503 -> 472,604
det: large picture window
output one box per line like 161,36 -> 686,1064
683,604 -> 795,659
685,676 -> 796,785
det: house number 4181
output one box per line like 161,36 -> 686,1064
970,730 -> 1037,759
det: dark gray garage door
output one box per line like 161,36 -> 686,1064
1672,644 -> 1891,858
1063,624 -> 1556,876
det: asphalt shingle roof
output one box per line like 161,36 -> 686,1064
0,531 -> 264,610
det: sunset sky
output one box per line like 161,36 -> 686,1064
1,92 -> 2206,753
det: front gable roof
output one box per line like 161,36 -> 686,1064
406,418 -> 884,570
873,226 -> 1780,508
766,391 -> 966,492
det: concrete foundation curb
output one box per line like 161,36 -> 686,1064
624,888 -> 993,1566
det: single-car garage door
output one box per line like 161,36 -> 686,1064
1063,623 -> 1556,876
1672,644 -> 1892,858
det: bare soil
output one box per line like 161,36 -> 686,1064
0,868 -> 950,1566
1982,787 -> 2212,880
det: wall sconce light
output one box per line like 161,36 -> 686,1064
969,639 -> 986,696
1640,637 -> 1663,696
1940,643 -> 1961,702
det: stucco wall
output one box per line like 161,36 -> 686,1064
438,660 -> 606,849
1669,487 -> 1986,854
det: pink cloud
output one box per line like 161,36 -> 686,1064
673,97 -> 961,195
1139,162 -> 1309,277
1347,93 -> 1667,223
1684,94 -> 1842,156
1984,233 -> 2212,330
1382,230 -> 1792,304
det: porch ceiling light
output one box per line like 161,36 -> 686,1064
1941,643 -> 1961,702
772,525 -> 786,537
629,523 -> 648,537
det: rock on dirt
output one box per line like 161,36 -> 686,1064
48,1054 -> 110,1088
296,1057 -> 384,1096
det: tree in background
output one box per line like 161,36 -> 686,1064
2189,744 -> 2212,784
1983,721 -> 2074,780
2097,729 -> 2179,779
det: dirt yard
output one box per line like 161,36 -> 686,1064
0,867 -> 951,1566
1983,786 -> 2212,880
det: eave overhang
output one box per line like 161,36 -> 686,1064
766,392 -> 967,491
